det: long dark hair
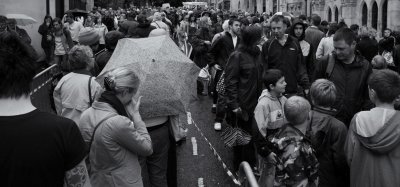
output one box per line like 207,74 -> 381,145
188,14 -> 196,24
42,15 -> 53,28
237,25 -> 262,56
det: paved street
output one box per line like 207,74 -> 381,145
177,95 -> 238,187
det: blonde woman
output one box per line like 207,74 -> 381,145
79,68 -> 153,187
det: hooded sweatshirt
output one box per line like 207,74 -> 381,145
254,89 -> 287,138
345,107 -> 400,187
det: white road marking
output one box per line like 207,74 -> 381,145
198,178 -> 204,187
191,137 -> 198,156
187,112 -> 192,125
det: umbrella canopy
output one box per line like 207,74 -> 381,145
97,35 -> 200,118
65,9 -> 89,18
65,8 -> 88,14
6,14 -> 37,26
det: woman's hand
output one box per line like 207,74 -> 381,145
126,96 -> 143,123
130,96 -> 142,114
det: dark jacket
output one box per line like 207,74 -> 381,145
394,44 -> 400,73
356,36 -> 378,62
305,26 -> 325,75
14,27 -> 31,44
190,27 -> 211,68
261,35 -> 310,93
208,32 -> 240,69
119,20 -> 139,36
94,49 -> 113,76
310,107 -> 349,187
313,53 -> 373,125
38,22 -> 53,48
225,47 -> 263,114
127,23 -> 156,38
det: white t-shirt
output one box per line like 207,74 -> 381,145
232,35 -> 238,48
54,36 -> 66,55
64,21 -> 83,42
94,24 -> 108,45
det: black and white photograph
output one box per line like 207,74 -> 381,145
1,0 -> 400,186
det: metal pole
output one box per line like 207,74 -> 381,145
238,162 -> 259,187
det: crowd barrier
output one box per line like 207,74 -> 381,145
238,161 -> 259,187
30,64 -> 59,113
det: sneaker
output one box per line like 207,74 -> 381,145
214,122 -> 222,131
211,106 -> 217,113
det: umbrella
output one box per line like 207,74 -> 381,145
65,8 -> 88,14
65,9 -> 89,18
97,35 -> 200,118
6,14 -> 37,26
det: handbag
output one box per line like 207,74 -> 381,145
169,114 -> 188,142
216,71 -> 226,95
221,112 -> 252,147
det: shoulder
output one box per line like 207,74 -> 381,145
35,110 -> 80,133
105,115 -> 132,130
328,116 -> 347,133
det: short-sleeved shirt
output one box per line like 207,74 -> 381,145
0,109 -> 87,187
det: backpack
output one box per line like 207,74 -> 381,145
267,124 -> 319,187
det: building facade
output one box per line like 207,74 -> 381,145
225,0 -> 400,35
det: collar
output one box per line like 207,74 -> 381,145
313,106 -> 337,116
338,51 -> 366,68
72,69 -> 92,76
91,101 -> 118,114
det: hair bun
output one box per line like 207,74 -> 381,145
104,76 -> 116,91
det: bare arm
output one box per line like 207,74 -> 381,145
64,159 -> 91,187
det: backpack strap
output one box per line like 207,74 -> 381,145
88,76 -> 93,106
153,21 -> 161,29
325,53 -> 335,79
88,115 -> 115,153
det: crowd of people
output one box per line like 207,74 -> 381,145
1,4 -> 400,187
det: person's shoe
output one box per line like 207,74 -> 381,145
211,106 -> 217,113
214,122 -> 222,131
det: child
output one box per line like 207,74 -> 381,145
253,69 -> 287,180
309,79 -> 349,187
254,69 -> 287,156
345,69 -> 400,187
266,96 -> 319,187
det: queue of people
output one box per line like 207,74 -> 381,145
2,4 -> 400,187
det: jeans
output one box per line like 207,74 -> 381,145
140,124 -> 170,187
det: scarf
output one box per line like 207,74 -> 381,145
98,91 -> 129,118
